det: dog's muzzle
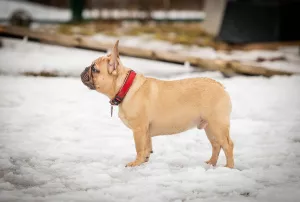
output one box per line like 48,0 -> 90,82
81,67 -> 95,90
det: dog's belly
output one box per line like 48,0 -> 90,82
118,109 -> 201,135
150,115 -> 200,136
150,124 -> 193,136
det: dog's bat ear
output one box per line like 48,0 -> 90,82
108,40 -> 119,74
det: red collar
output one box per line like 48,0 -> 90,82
110,70 -> 137,106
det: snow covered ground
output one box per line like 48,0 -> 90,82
1,37 -> 300,202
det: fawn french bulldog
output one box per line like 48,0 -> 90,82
81,40 -> 234,168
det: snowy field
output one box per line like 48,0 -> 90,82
1,37 -> 300,202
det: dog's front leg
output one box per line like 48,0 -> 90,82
126,127 -> 151,167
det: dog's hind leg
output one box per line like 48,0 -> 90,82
204,121 -> 234,168
221,126 -> 234,168
203,125 -> 221,166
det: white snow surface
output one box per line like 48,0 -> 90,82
1,38 -> 300,202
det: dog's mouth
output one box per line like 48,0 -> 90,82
81,67 -> 96,90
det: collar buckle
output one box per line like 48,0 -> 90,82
109,70 -> 136,106
110,98 -> 120,106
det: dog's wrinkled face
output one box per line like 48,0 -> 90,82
81,66 -> 96,90
81,40 -> 120,96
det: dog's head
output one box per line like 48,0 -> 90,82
81,40 -> 122,95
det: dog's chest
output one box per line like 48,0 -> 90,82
118,109 -> 131,129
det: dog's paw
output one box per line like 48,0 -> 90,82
125,160 -> 144,167
205,159 -> 217,166
224,164 -> 234,169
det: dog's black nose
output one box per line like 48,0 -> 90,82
81,67 -> 90,82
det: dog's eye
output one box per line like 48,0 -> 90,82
91,65 -> 99,73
